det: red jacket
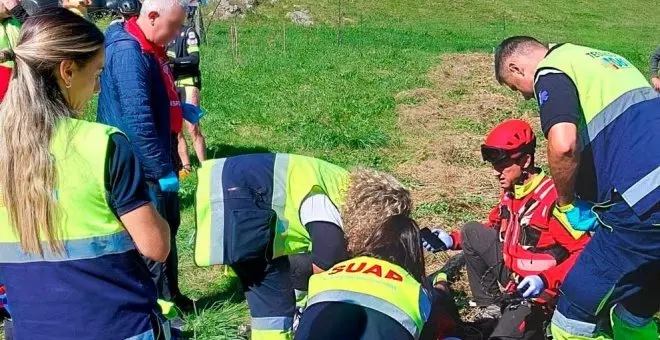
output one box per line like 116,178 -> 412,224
451,172 -> 590,293
0,65 -> 11,101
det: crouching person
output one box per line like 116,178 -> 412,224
296,215 -> 461,340
194,153 -> 412,340
424,120 -> 591,339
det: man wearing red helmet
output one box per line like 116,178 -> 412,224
424,119 -> 590,339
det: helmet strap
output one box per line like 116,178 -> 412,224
517,169 -> 530,185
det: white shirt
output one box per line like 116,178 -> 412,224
299,194 -> 343,229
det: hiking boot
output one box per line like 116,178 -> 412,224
473,304 -> 502,321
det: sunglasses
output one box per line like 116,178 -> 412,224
481,145 -> 511,163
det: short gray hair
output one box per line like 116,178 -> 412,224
140,0 -> 188,16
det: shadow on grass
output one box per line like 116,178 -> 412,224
207,144 -> 272,159
178,144 -> 272,210
195,275 -> 246,309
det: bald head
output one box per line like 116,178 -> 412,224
494,36 -> 548,100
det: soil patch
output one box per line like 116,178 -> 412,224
392,53 -> 543,311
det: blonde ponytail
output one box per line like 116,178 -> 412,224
0,8 -> 104,256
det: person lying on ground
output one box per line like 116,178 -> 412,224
424,119 -> 591,340
295,215 -> 463,340
194,153 -> 413,340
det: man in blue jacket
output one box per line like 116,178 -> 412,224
97,0 -> 193,310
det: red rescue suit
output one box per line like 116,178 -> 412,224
450,173 -> 591,298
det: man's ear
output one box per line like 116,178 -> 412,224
521,154 -> 533,169
148,11 -> 160,22
508,62 -> 524,77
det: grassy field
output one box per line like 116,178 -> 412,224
93,1 -> 660,338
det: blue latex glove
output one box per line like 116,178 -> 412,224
422,229 -> 453,253
182,103 -> 205,125
517,275 -> 544,298
159,172 -> 180,192
554,199 -> 599,232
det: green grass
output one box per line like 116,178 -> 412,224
85,1 -> 660,338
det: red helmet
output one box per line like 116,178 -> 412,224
481,119 -> 536,163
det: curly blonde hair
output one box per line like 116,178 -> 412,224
342,169 -> 412,254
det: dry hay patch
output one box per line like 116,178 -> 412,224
393,53 -> 543,311
395,52 -> 542,214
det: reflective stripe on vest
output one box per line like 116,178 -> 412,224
252,316 -> 293,332
175,77 -> 198,87
0,231 -> 134,263
194,158 -> 227,266
275,154 -> 348,258
307,257 -> 431,339
194,154 -> 349,265
622,166 -> 660,210
534,44 -> 660,212
0,118 -> 129,256
577,87 -> 657,152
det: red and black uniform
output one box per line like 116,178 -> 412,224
449,172 -> 590,300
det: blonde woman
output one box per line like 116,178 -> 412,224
194,153 -> 412,340
0,8 -> 171,340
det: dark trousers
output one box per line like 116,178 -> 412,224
145,181 -> 182,300
232,256 -> 296,336
218,155 -> 296,336
555,201 -> 660,334
461,222 -> 511,306
461,222 -> 547,340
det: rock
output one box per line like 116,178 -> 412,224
286,8 -> 313,27
210,0 -> 260,19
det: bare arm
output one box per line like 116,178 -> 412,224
547,122 -> 580,206
120,203 -> 171,262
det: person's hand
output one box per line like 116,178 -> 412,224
182,103 -> 204,124
553,199 -> 598,232
422,229 -> 453,253
0,0 -> 21,11
158,171 -> 180,192
652,77 -> 660,92
517,275 -> 544,298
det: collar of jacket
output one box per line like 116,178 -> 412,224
124,17 -> 168,61
513,170 -> 546,199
